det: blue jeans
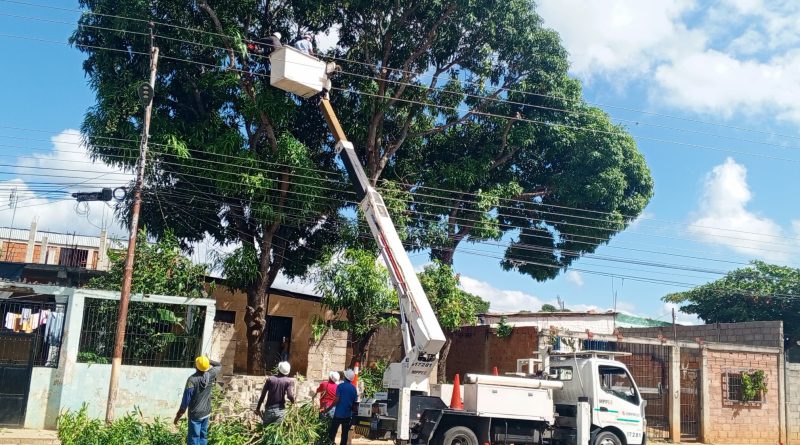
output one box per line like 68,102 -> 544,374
187,417 -> 209,445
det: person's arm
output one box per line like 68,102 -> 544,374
288,379 -> 296,403
255,377 -> 269,414
174,383 -> 194,424
207,359 -> 222,379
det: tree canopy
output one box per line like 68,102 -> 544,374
664,261 -> 800,347
72,0 -> 652,372
315,248 -> 398,365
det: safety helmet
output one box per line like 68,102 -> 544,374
344,369 -> 355,381
272,32 -> 281,39
278,361 -> 291,375
329,371 -> 340,382
195,356 -> 211,372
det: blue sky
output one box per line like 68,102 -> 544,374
0,1 -> 799,323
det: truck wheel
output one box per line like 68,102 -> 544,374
440,426 -> 479,445
594,431 -> 623,445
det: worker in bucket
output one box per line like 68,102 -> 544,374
255,361 -> 295,425
324,369 -> 358,445
247,32 -> 281,57
174,355 -> 222,445
294,31 -> 314,55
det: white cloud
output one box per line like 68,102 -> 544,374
565,270 -> 584,286
538,0 -> 800,124
661,302 -> 703,325
0,130 -> 131,236
459,275 -> 545,312
687,157 -> 793,260
537,0 -> 703,79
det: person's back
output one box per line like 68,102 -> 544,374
333,380 -> 357,418
174,356 -> 222,445
264,375 -> 294,409
318,380 -> 338,411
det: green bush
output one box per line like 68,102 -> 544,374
57,402 -> 327,445
359,360 -> 389,398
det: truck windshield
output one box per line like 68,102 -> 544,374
598,365 -> 639,405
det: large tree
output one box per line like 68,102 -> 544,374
328,0 -> 654,278
72,0 -> 652,372
664,261 -> 800,347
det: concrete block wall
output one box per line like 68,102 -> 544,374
368,324 -> 403,364
787,363 -> 800,445
620,321 -> 784,348
210,321 -> 236,375
306,329 -> 348,381
704,350 -> 781,444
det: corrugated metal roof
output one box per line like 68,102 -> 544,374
0,227 -> 127,249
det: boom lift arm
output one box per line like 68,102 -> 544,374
268,47 -> 445,441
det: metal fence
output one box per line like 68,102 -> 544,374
77,297 -> 206,368
581,339 -> 672,440
0,299 -> 66,367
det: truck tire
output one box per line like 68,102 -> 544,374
594,431 -> 623,445
440,426 -> 479,445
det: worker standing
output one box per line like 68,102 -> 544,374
294,32 -> 314,55
314,371 -> 340,419
324,369 -> 358,445
255,361 -> 295,425
174,355 -> 222,445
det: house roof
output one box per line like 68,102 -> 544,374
0,227 -> 127,249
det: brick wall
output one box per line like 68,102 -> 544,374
447,326 -> 538,379
787,363 -> 800,445
620,321 -> 783,348
704,350 -> 780,444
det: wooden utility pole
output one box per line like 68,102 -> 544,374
105,26 -> 159,423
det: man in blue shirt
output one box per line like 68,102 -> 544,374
174,356 -> 222,445
324,369 -> 358,445
294,32 -> 314,55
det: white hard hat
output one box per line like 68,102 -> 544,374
272,32 -> 281,39
278,361 -> 291,375
329,371 -> 340,382
344,369 -> 355,381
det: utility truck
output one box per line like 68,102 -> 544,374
268,46 -> 647,445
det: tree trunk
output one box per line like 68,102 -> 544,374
431,247 -> 455,265
350,328 -> 378,368
437,335 -> 452,383
244,287 -> 267,374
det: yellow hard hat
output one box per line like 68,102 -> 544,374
195,356 -> 211,372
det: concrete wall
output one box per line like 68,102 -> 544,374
787,363 -> 800,445
447,326 -> 539,379
21,286 -> 216,429
704,350 -> 781,444
306,329 -> 349,382
212,286 -> 334,375
621,321 -> 784,348
210,321 -> 236,376
481,312 -> 616,335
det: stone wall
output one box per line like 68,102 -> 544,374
620,321 -> 783,348
787,363 -> 800,445
216,374 -> 321,420
704,350 -> 781,444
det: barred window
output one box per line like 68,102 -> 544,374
724,371 -> 765,404
77,298 -> 206,368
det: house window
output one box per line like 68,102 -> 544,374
723,371 -> 765,404
58,248 -> 88,268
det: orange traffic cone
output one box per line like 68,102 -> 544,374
450,374 -> 464,410
492,366 -> 499,376
352,361 -> 360,388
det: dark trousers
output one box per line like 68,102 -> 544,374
328,416 -> 352,445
